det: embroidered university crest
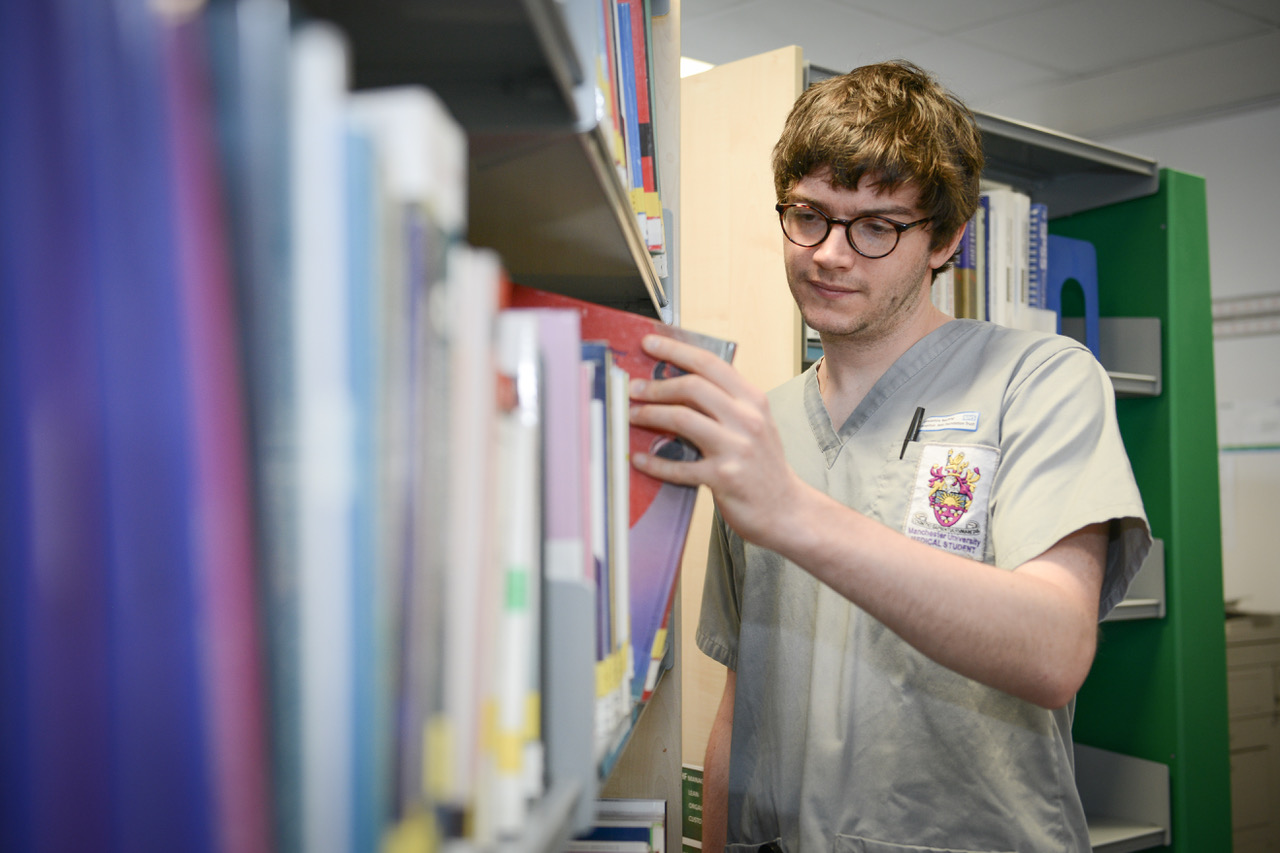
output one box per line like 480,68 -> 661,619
904,443 -> 999,560
928,449 -> 981,528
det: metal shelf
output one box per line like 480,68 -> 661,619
1061,316 -> 1163,398
1105,539 -> 1166,622
297,0 -> 670,319
1087,817 -> 1168,853
1076,744 -> 1171,852
976,112 -> 1160,218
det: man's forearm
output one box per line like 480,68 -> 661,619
767,486 -> 1108,708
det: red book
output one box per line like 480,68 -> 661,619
507,284 -> 735,701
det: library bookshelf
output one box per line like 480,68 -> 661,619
2,1 -> 684,852
287,0 -> 691,850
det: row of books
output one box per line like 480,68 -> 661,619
568,798 -> 667,853
931,184 -> 1058,333
595,0 -> 669,277
1,0 -> 703,851
506,286 -> 734,734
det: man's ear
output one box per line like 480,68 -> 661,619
930,226 -> 967,271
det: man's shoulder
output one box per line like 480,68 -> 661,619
954,319 -> 1094,373
765,367 -> 812,404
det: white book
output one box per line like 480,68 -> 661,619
1008,189 -> 1031,330
443,244 -> 502,823
584,353 -> 613,760
344,80 -> 471,833
931,267 -> 955,317
345,86 -> 467,231
492,312 -> 544,836
608,362 -> 633,723
981,187 -> 1030,329
290,21 -> 355,853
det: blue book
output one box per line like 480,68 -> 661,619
105,11 -> 218,852
577,824 -> 654,845
203,2 -> 300,848
345,124 -> 384,853
1,4 -> 119,849
615,4 -> 645,231
170,9 -> 275,852
979,194 -> 993,323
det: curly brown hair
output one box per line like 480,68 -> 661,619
771,60 -> 985,257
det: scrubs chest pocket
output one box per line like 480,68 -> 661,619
894,441 -> 999,563
833,834 -> 1014,853
726,840 -> 783,853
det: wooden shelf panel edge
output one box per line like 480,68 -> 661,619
596,653 -> 676,782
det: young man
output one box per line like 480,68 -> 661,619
629,61 -> 1151,852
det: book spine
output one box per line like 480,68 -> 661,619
492,312 -> 544,837
290,23 -> 356,853
954,218 -> 978,320
168,12 -> 273,852
614,3 -> 646,239
608,361 -> 634,723
1028,202 -> 1049,310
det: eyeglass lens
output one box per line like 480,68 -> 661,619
780,206 -> 904,258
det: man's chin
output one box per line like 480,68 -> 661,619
801,314 -> 869,341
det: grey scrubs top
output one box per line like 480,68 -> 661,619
697,320 -> 1151,853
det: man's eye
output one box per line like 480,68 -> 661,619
859,218 -> 896,235
793,211 -> 822,224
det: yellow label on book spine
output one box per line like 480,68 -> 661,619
649,627 -> 668,658
596,652 -> 627,698
494,728 -> 524,773
644,191 -> 661,218
525,692 -> 541,741
381,810 -> 439,853
480,698 -> 497,755
424,715 -> 453,799
596,658 -> 612,699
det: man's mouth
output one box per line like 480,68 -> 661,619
809,279 -> 862,297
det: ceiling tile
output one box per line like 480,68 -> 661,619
981,29 -> 1280,136
680,0 -> 923,67
679,0 -> 1280,137
681,0 -> 761,23
843,33 -> 1065,103
956,0 -> 1269,75
1206,0 -> 1280,26
828,0 -> 1068,36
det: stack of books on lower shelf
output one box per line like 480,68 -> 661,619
567,799 -> 667,853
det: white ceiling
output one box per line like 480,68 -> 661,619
680,0 -> 1280,140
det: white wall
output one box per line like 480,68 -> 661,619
1101,104 -> 1280,613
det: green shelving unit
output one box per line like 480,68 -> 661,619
1054,169 -> 1233,852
